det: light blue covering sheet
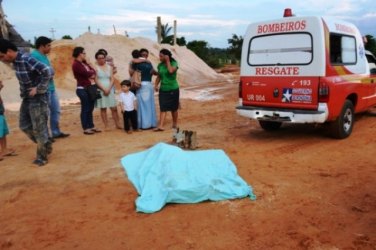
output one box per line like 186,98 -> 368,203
121,143 -> 256,213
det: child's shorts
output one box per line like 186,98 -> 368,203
0,115 -> 9,138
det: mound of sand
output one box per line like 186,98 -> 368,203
1,32 -> 231,109
50,32 -> 229,90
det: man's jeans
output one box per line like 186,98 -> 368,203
19,95 -> 50,160
47,90 -> 62,137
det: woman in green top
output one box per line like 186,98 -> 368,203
154,49 -> 179,131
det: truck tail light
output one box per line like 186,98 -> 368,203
318,81 -> 329,102
239,79 -> 243,98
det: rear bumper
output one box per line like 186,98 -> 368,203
236,103 -> 329,123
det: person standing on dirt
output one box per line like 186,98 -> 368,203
132,48 -> 157,130
154,48 -> 180,131
0,80 -> 16,161
31,36 -> 70,140
94,50 -> 121,130
72,46 -> 101,135
0,38 -> 53,166
119,80 -> 138,133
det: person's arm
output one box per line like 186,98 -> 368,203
151,66 -> 158,76
132,58 -> 150,64
73,61 -> 95,79
109,67 -> 115,92
27,57 -> 53,96
133,95 -> 137,110
119,94 -> 124,113
128,62 -> 135,77
164,56 -> 177,74
112,65 -> 117,75
154,75 -> 160,92
94,77 -> 107,94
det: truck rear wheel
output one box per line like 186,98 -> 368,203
259,121 -> 282,131
330,100 -> 354,139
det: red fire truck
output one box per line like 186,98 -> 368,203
236,9 -> 376,139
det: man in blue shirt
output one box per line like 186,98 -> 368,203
0,38 -> 53,166
31,36 -> 69,140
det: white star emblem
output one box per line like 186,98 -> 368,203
282,89 -> 292,102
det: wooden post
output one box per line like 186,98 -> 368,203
173,20 -> 177,46
113,25 -> 117,35
157,16 -> 161,44
49,28 -> 56,39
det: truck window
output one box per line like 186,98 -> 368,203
330,34 -> 356,64
248,33 -> 313,66
366,51 -> 376,74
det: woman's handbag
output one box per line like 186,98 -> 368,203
86,84 -> 102,101
130,70 -> 142,90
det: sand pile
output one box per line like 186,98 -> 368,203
50,32 -> 229,90
0,32 -> 231,109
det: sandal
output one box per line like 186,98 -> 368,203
84,130 -> 95,135
2,149 -> 17,157
153,127 -> 165,132
90,128 -> 102,133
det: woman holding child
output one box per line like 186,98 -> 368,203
131,48 -> 157,129
94,50 -> 121,130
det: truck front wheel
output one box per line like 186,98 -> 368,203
259,121 -> 282,131
330,100 -> 354,139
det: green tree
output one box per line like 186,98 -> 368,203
161,23 -> 172,39
227,34 -> 243,60
62,35 -> 73,40
156,22 -> 172,41
187,40 -> 210,61
365,35 -> 376,55
186,40 -> 230,68
156,22 -> 186,46
161,35 -> 187,46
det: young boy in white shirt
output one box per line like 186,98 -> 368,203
119,80 -> 138,133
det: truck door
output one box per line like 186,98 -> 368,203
241,32 -> 319,110
366,51 -> 376,106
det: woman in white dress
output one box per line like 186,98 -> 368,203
94,51 -> 121,130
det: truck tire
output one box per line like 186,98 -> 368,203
259,121 -> 282,131
330,100 -> 354,139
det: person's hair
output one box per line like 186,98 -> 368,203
0,38 -> 18,53
97,48 -> 108,56
95,50 -> 106,59
139,48 -> 149,55
72,46 -> 84,58
160,48 -> 175,62
35,36 -> 52,49
120,79 -> 131,87
131,49 -> 140,59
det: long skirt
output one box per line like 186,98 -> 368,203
136,81 -> 157,129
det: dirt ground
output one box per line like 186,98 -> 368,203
0,69 -> 375,250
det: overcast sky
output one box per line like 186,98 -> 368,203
3,0 -> 376,48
